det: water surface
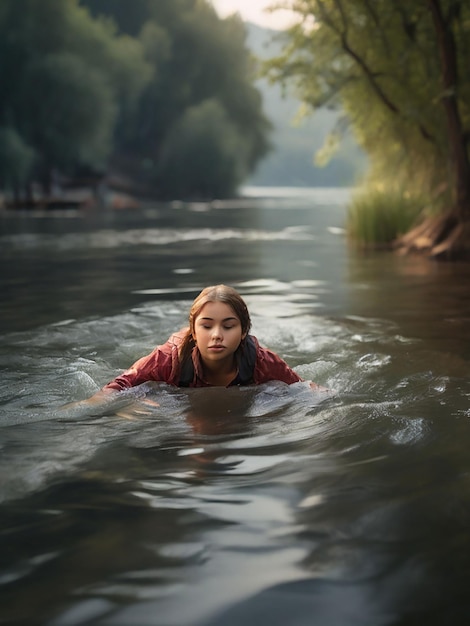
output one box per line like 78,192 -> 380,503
1,188 -> 470,625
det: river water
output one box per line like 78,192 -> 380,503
1,187 -> 470,625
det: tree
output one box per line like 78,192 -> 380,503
267,0 -> 470,258
0,0 -> 150,197
20,52 -> 115,191
82,0 -> 271,198
0,0 -> 270,201
0,127 -> 35,201
157,99 -> 249,199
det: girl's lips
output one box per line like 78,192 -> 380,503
208,345 -> 225,351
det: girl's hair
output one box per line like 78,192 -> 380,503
179,284 -> 252,364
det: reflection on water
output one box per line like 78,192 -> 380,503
1,188 -> 470,625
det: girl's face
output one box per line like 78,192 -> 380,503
193,301 -> 246,366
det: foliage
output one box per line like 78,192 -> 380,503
0,0 -> 270,201
266,0 -> 470,221
23,53 -> 115,171
0,127 -> 36,194
81,0 -> 271,199
157,99 -> 249,199
245,23 -> 367,187
0,0 -> 150,197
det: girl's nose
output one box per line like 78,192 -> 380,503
212,326 -> 222,339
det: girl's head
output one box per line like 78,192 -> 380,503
179,285 -> 251,364
189,285 -> 251,337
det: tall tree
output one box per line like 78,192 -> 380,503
0,0 -> 270,201
0,0 -> 150,197
267,0 -> 470,258
82,0 -> 271,199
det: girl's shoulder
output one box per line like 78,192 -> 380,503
146,328 -> 188,359
167,327 -> 189,347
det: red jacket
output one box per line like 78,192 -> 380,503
103,330 -> 302,391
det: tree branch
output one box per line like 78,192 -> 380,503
317,0 -> 434,142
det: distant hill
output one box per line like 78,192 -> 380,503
245,23 -> 367,187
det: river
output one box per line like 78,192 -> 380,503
1,187 -> 470,625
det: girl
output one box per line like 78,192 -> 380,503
104,284 -> 315,391
66,284 -> 321,412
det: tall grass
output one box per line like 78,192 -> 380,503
347,187 -> 426,247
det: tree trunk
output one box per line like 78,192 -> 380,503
396,1 -> 470,260
427,0 -> 470,218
